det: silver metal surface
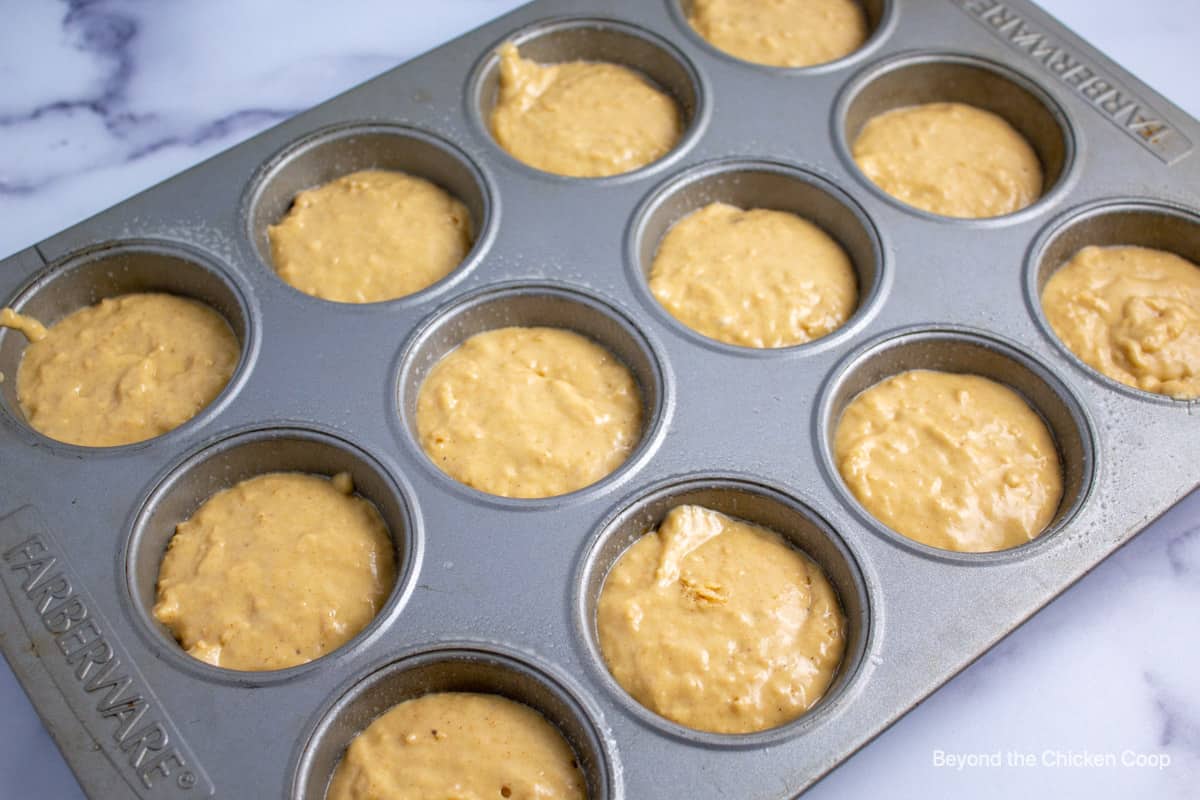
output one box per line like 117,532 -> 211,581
2,0 -> 1199,797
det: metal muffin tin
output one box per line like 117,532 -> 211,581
2,0 -> 1199,797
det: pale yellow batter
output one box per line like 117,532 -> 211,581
1042,245 -> 1200,399
649,202 -> 858,348
1,294 -> 238,447
489,42 -> 683,178
597,504 -> 846,734
267,169 -> 473,304
852,102 -> 1044,218
328,692 -> 586,800
416,326 -> 643,499
834,370 -> 1063,553
687,0 -> 868,68
153,471 -> 395,671
0,307 -> 47,342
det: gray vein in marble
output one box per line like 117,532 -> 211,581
1164,524 -> 1199,576
1,1 -> 297,194
1144,668 -> 1200,787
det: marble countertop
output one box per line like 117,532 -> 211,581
2,1 -> 1197,797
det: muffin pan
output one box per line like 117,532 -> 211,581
2,0 -> 1199,797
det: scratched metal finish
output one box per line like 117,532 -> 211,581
2,0 -> 1199,797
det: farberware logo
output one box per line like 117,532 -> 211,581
951,0 -> 1193,163
0,507 -> 214,798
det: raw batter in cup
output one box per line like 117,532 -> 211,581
834,369 -> 1063,552
416,326 -> 643,499
1041,245 -> 1200,399
489,42 -> 683,178
687,0 -> 868,68
153,471 -> 395,671
597,504 -> 846,734
268,169 -> 473,303
851,102 -> 1043,218
0,294 -> 238,447
649,202 -> 858,347
328,692 -> 586,800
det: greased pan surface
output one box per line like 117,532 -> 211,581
2,1 -> 1198,798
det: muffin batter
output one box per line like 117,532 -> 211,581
489,42 -> 683,178
597,504 -> 846,734
328,692 -> 586,800
852,102 -> 1043,218
267,169 -> 473,303
416,326 -> 642,498
834,370 -> 1063,553
153,471 -> 395,671
1042,245 -> 1200,399
0,307 -> 47,342
687,0 -> 868,68
649,202 -> 858,347
3,293 -> 237,447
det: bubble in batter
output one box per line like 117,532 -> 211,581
687,0 -> 868,68
834,370 -> 1063,552
2,294 -> 238,447
328,692 -> 586,800
649,202 -> 858,348
852,102 -> 1043,218
489,42 -> 683,178
597,504 -> 846,734
267,169 -> 474,303
153,471 -> 395,671
1042,245 -> 1200,399
415,326 -> 643,499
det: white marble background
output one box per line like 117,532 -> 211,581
1,1 -> 1197,798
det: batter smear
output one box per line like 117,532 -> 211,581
852,102 -> 1043,218
649,202 -> 858,348
1,294 -> 238,447
328,692 -> 586,800
154,471 -> 395,671
597,504 -> 846,734
834,370 -> 1063,552
489,42 -> 683,178
1042,245 -> 1200,399
0,307 -> 47,342
416,326 -> 643,499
